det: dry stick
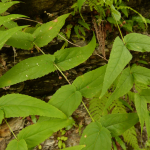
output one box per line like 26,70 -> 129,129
57,33 -> 81,47
96,52 -> 108,62
4,118 -> 18,141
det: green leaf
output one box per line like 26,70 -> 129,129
115,137 -> 126,150
100,37 -> 132,98
104,67 -> 134,110
107,17 -> 116,24
73,65 -> 107,98
0,14 -> 27,26
6,31 -> 34,50
33,13 -> 69,47
74,25 -> 80,38
134,93 -> 147,131
140,89 -> 150,103
145,111 -> 150,138
6,139 -> 28,150
0,109 -> 4,124
0,1 -> 20,14
54,34 -> 96,71
119,98 -> 133,111
111,5 -> 121,21
61,145 -> 85,150
0,25 -> 27,49
131,65 -> 150,85
78,19 -> 90,30
132,16 -> 150,24
77,0 -> 86,12
124,33 -> 150,52
80,122 -> 112,150
49,85 -> 82,117
0,54 -> 55,88
0,94 -> 67,119
100,113 -> 139,136
3,20 -> 18,29
17,118 -> 74,148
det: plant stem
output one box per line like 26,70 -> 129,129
113,15 -> 125,44
4,118 -> 18,141
54,64 -> 71,84
82,101 -> 95,122
33,42 -> 45,55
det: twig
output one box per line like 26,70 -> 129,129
57,33 -> 81,47
96,52 -> 108,62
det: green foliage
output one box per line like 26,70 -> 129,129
6,139 -> 28,150
100,37 -> 132,98
0,94 -> 67,119
80,121 -> 112,150
123,127 -> 139,149
0,0 -> 150,150
49,85 -> 82,117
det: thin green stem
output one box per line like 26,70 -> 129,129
82,100 -> 95,122
4,118 -> 18,141
113,15 -> 125,44
54,64 -> 71,84
33,42 -> 45,55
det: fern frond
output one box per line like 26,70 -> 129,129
122,126 -> 139,149
110,99 -> 126,114
117,6 -> 147,28
89,95 -> 108,120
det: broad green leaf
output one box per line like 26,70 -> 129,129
100,37 -> 132,98
18,118 -> 74,148
131,65 -> 150,85
0,14 -> 27,26
115,137 -> 126,150
0,94 -> 67,119
124,33 -> 150,52
0,54 -> 55,88
111,5 -> 121,21
6,139 -> 27,150
54,34 -> 96,71
140,89 -> 150,103
77,0 -> 86,12
61,145 -> 85,150
100,113 -> 139,136
0,109 -> 4,124
33,13 -> 69,47
80,122 -> 112,150
0,1 -> 20,14
73,65 -> 107,98
6,31 -> 34,50
49,85 -> 82,117
145,111 -> 150,138
104,67 -> 134,110
3,20 -> 18,28
0,25 -> 27,49
134,93 -> 147,131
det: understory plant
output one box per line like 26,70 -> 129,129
0,0 -> 150,150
